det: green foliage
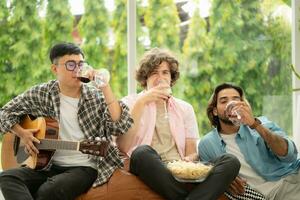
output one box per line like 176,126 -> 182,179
144,0 -> 180,51
209,0 -> 270,110
180,0 -> 292,135
110,0 -> 145,98
40,0 -> 74,81
0,0 -> 43,106
0,0 -> 293,136
77,0 -> 109,68
0,0 -> 12,105
181,7 -> 213,134
44,0 -> 73,46
111,0 -> 128,98
282,0 -> 291,6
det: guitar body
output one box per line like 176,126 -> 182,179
1,132 -> 17,170
1,115 -> 59,170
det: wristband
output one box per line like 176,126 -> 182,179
249,118 -> 261,129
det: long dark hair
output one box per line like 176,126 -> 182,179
207,83 -> 245,131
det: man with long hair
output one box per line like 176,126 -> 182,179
199,82 -> 300,200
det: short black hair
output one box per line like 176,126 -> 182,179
49,42 -> 84,63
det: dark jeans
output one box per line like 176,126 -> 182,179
130,145 -> 240,200
0,165 -> 97,200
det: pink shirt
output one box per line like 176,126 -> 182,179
121,92 -> 199,159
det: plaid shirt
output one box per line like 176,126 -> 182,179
0,80 -> 133,186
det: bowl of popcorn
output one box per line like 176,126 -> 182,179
167,160 -> 213,182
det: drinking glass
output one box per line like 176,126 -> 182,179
225,101 -> 242,126
94,68 -> 110,88
77,65 -> 110,88
76,64 -> 93,83
158,80 -> 172,119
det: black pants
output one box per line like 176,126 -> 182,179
0,165 -> 97,200
130,145 -> 240,200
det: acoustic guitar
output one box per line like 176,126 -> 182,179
1,115 -> 109,170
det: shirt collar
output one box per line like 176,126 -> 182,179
212,128 -> 226,147
214,125 -> 260,146
237,125 -> 261,144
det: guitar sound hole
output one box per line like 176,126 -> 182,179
46,128 -> 57,136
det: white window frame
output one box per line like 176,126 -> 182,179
292,0 -> 300,149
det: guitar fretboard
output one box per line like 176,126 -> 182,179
36,139 -> 79,151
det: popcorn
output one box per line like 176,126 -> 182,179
167,160 -> 213,180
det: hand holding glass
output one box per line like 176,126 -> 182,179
77,64 -> 110,88
158,80 -> 172,119
225,101 -> 242,126
76,64 -> 93,83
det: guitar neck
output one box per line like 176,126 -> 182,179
36,139 -> 79,151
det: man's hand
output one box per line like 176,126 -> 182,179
138,84 -> 171,105
231,101 -> 255,126
183,153 -> 199,162
228,176 -> 247,196
19,128 -> 40,156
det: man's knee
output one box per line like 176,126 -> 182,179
130,145 -> 157,174
219,153 -> 241,176
131,145 -> 154,160
35,179 -> 71,200
0,170 -> 18,187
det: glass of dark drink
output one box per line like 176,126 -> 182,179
77,64 -> 93,83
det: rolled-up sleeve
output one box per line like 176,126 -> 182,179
262,116 -> 298,163
0,94 -> 27,133
105,101 -> 133,136
184,103 -> 199,139
277,137 -> 298,162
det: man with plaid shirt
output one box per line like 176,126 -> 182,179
0,42 -> 133,200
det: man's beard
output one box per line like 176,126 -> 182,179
218,113 -> 234,126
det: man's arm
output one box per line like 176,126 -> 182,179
184,138 -> 198,161
183,103 -> 199,161
116,98 -> 146,153
251,119 -> 288,156
234,102 -> 290,157
100,85 -> 121,121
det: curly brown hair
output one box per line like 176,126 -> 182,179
136,48 -> 180,88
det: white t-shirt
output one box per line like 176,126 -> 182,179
52,93 -> 96,169
220,133 -> 282,197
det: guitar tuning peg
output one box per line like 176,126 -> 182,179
88,136 -> 93,141
95,137 -> 101,141
89,150 -> 94,154
101,137 -> 106,141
